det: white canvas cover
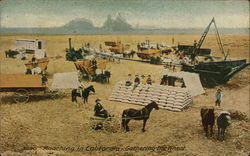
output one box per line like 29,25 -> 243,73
52,72 -> 80,89
167,71 -> 205,96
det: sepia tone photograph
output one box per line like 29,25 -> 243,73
0,0 -> 249,155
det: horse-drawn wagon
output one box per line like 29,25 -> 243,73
104,41 -> 130,54
74,58 -> 111,83
0,74 -> 46,103
0,74 -> 63,103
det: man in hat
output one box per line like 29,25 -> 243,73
146,75 -> 152,85
94,98 -> 108,118
215,89 -> 222,107
125,74 -> 132,86
141,75 -> 146,85
134,75 -> 140,84
133,74 -> 140,90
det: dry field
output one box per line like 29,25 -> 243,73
0,34 -> 249,156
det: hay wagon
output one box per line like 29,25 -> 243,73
74,58 -> 110,83
137,48 -> 161,60
104,41 -> 130,54
0,74 -> 63,103
25,57 -> 49,74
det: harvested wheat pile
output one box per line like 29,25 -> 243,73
228,109 -> 248,121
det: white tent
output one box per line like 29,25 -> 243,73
167,71 -> 205,96
52,72 -> 80,89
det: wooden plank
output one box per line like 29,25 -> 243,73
0,74 -> 45,88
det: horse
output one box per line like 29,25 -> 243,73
200,107 -> 215,137
121,101 -> 159,132
5,50 -> 19,58
217,111 -> 231,140
71,85 -> 95,104
92,71 -> 111,84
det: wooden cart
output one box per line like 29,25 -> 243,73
0,74 -> 46,103
0,74 -> 63,103
74,58 -> 109,81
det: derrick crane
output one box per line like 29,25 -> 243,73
193,17 -> 228,61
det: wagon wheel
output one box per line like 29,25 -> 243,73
84,119 -> 104,134
14,89 -> 29,103
103,117 -> 121,133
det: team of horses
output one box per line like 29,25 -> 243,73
71,85 -> 231,140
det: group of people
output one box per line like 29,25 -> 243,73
126,74 -> 153,87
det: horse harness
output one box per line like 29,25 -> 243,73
130,108 -> 149,119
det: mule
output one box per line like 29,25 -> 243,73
121,101 -> 159,132
200,107 -> 215,137
217,111 -> 231,140
71,85 -> 95,104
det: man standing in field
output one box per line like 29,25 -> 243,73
215,89 -> 222,107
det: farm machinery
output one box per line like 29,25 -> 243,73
5,39 -> 46,59
181,18 -> 249,87
137,40 -> 174,64
104,41 -> 135,58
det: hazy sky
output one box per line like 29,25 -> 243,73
0,0 -> 249,28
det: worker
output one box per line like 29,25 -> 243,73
31,54 -> 37,68
41,74 -> 48,86
146,75 -> 152,85
133,75 -> 140,90
161,75 -> 168,86
161,65 -> 169,79
91,58 -> 97,73
215,89 -> 222,107
141,75 -> 146,85
125,74 -> 132,86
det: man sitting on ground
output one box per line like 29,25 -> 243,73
141,75 -> 146,85
146,75 -> 152,85
133,75 -> 140,90
125,74 -> 132,86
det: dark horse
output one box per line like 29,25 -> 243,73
217,111 -> 231,140
122,101 -> 159,132
71,85 -> 95,104
200,107 -> 215,137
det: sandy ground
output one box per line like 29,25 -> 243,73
0,34 -> 249,156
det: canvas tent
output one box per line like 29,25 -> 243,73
167,71 -> 205,96
52,72 -> 80,89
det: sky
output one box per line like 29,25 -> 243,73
0,0 -> 249,28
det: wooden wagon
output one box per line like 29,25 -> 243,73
0,74 -> 46,103
0,74 -> 63,103
74,58 -> 110,82
25,57 -> 49,74
105,41 -> 130,54
137,48 -> 161,60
